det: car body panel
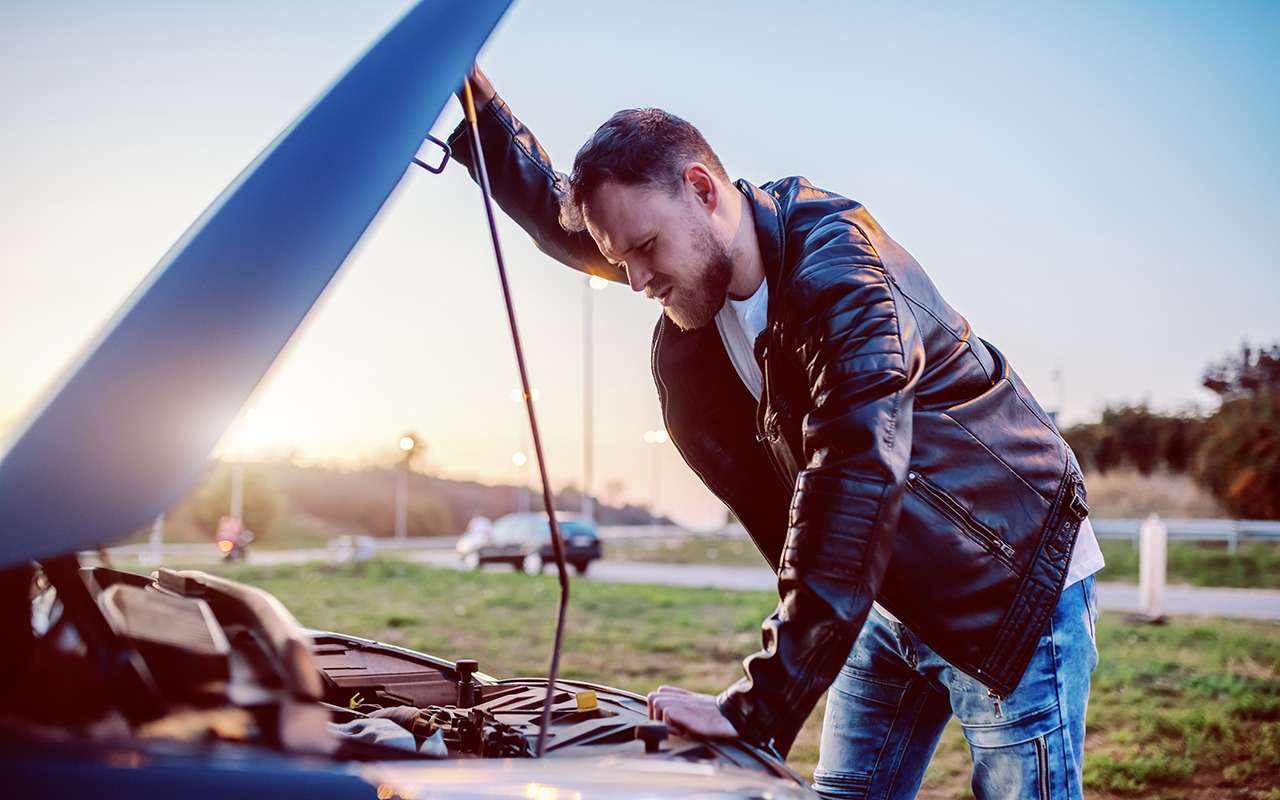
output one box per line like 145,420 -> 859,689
0,2 -> 818,796
0,0 -> 511,568
1,738 -> 814,799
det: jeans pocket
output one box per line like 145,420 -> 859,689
962,702 -> 1061,749
1084,576 -> 1099,634
833,664 -> 908,707
1077,576 -> 1100,674
965,713 -> 1065,800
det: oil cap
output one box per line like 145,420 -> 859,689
636,722 -> 668,754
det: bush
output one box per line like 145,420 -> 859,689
172,462 -> 284,540
1064,405 -> 1205,475
1193,392 -> 1280,519
279,466 -> 456,537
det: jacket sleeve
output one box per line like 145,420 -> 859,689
716,218 -> 925,748
446,94 -> 625,284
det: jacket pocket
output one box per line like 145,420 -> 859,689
907,470 -> 1017,570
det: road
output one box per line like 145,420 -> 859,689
111,547 -> 1280,621
399,551 -> 1280,621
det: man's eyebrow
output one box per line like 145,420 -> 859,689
617,232 -> 657,260
601,231 -> 657,267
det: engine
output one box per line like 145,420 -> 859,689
0,564 -> 797,786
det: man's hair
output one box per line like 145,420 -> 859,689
559,108 -> 728,233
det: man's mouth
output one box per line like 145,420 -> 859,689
655,287 -> 673,307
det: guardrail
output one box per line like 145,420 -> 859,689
1092,517 -> 1280,551
82,515 -> 1275,580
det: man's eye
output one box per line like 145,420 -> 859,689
642,239 -> 656,252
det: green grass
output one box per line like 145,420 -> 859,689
1098,540 -> 1280,589
607,535 -> 771,567
609,536 -> 1280,590
192,559 -> 1280,799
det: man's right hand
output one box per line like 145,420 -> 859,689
458,64 -> 496,115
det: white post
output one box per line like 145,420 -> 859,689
1138,513 -> 1167,620
143,513 -> 164,566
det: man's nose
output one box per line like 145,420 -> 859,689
626,263 -> 653,294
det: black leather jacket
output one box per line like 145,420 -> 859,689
448,96 -> 1089,754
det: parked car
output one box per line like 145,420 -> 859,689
458,512 -> 602,575
0,1 -> 815,797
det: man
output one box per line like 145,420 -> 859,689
449,67 -> 1103,799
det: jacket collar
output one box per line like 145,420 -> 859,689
735,179 -> 786,300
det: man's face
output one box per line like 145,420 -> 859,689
583,179 -> 732,332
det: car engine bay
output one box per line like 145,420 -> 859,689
0,561 -> 797,783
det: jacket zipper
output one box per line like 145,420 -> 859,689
754,326 -> 800,488
755,418 -> 798,488
907,471 -> 1017,568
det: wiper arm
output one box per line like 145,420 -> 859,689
458,73 -> 571,758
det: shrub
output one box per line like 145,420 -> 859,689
1193,392 -> 1280,519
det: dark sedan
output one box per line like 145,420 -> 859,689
458,512 -> 603,575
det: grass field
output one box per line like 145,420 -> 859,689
200,559 -> 1280,799
607,536 -> 1280,589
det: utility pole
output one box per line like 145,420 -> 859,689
1049,366 -> 1065,428
513,450 -> 530,512
511,388 -> 539,514
642,429 -> 668,517
229,462 -> 245,523
583,275 -> 607,521
395,434 -> 419,538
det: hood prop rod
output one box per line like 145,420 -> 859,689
460,74 -> 570,758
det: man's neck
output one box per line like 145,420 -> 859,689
726,187 -> 765,301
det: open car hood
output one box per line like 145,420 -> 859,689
0,0 -> 511,568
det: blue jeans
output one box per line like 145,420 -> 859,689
812,576 -> 1099,799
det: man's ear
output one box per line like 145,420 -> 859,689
684,163 -> 718,211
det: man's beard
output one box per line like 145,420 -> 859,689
664,231 -> 733,332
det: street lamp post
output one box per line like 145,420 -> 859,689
511,389 -> 539,512
395,434 -> 418,539
642,429 -> 668,518
583,275 -> 608,522
229,462 -> 245,523
512,450 -> 530,512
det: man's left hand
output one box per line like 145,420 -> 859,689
646,686 -> 738,738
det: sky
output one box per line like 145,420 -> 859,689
2,1 -> 1278,529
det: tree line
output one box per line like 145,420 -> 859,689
1063,343 -> 1280,519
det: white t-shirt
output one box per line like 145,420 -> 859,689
713,278 -> 1104,597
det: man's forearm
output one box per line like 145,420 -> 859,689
446,80 -> 623,283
